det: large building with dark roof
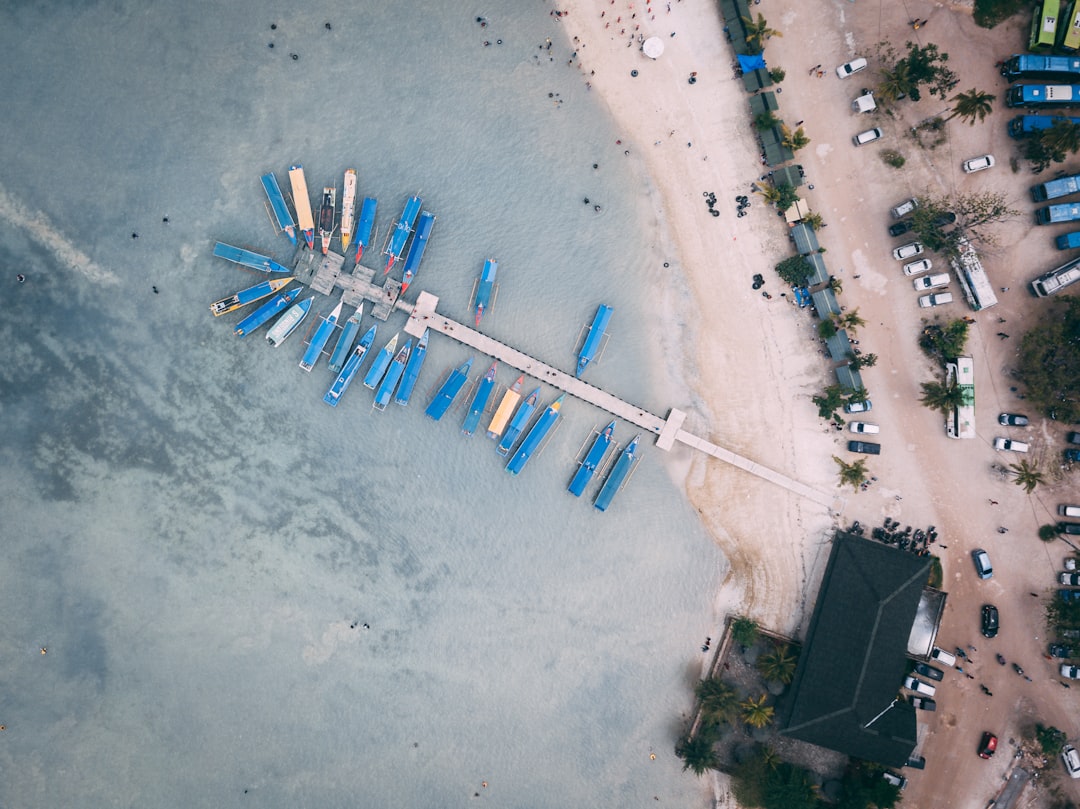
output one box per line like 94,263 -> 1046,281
778,532 -> 936,768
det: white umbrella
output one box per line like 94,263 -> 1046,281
642,37 -> 664,59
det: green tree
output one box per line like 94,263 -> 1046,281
675,728 -> 719,775
1009,459 -> 1046,493
812,384 -> 845,419
833,308 -> 866,333
818,318 -> 838,339
1016,295 -> 1080,422
769,67 -> 786,83
875,60 -> 912,104
848,352 -> 878,371
920,378 -> 964,415
948,88 -> 995,125
876,41 -> 958,101
802,211 -> 825,230
755,182 -> 783,204
846,386 -> 870,406
740,694 -> 775,728
1035,724 -> 1067,757
780,124 -> 810,152
731,615 -> 759,647
1040,524 -> 1059,541
755,110 -> 781,131
910,191 -> 1018,255
695,677 -> 740,723
742,13 -> 782,51
757,643 -> 799,684
764,762 -> 819,809
828,275 -> 843,294
833,455 -> 870,489
918,318 -> 969,362
1027,120 -> 1080,172
775,254 -> 813,285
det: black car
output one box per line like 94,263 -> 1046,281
913,661 -> 945,681
1067,431 -> 1080,445
1060,522 -> 1080,536
1067,448 -> 1080,463
909,695 -> 937,711
981,604 -> 999,638
889,220 -> 914,237
1050,643 -> 1075,658
998,413 -> 1029,427
932,211 -> 957,227
848,440 -> 881,455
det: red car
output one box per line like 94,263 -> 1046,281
979,732 -> 998,759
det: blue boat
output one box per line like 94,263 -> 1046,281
568,421 -> 616,497
496,387 -> 541,456
363,333 -> 399,390
234,286 -> 302,337
383,194 -> 422,275
461,361 -> 498,436
576,304 -> 613,377
213,242 -> 291,274
353,197 -> 378,262
210,277 -> 293,317
373,340 -> 411,411
324,324 -> 377,407
424,358 -> 474,421
394,328 -> 429,406
400,211 -> 436,292
506,395 -> 564,475
594,435 -> 640,512
474,259 -> 497,327
260,172 -> 297,244
266,296 -> 313,347
327,305 -> 364,373
299,301 -> 343,371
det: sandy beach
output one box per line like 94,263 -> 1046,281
555,0 -> 1080,805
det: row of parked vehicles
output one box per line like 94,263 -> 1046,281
887,199 -> 958,307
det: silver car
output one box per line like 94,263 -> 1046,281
893,242 -> 924,261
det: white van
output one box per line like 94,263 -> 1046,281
849,422 -> 880,434
1061,505 -> 1080,517
853,128 -> 883,146
930,647 -> 957,667
913,273 -> 950,291
904,675 -> 937,697
918,292 -> 953,307
1063,744 -> 1080,779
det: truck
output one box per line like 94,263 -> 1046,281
1056,231 -> 1080,249
1032,172 -> 1080,201
1030,254 -> 1080,295
1035,202 -> 1080,223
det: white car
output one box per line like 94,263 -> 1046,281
904,675 -> 936,697
913,273 -> 950,291
1062,664 -> 1080,680
849,422 -> 880,434
1063,744 -> 1080,778
903,258 -> 933,276
853,127 -> 883,146
893,242 -> 924,261
993,437 -> 1030,452
836,57 -> 868,78
918,292 -> 953,307
930,646 -> 957,667
963,154 -> 996,173
843,399 -> 872,414
891,198 -> 919,219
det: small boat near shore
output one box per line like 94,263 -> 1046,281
425,358 -> 474,421
363,333 -> 399,390
474,258 -> 497,327
260,171 -> 297,244
354,197 -> 378,262
210,277 -> 293,317
486,375 -> 523,439
594,434 -> 640,512
373,340 -> 411,411
327,305 -> 364,373
266,296 -> 313,347
400,211 -> 435,293
383,194 -> 422,275
318,186 -> 336,255
299,301 -> 343,371
340,169 -> 356,252
576,304 -> 614,377
234,286 -> 302,337
324,324 -> 377,407
497,387 -> 541,456
213,242 -> 290,274
461,361 -> 498,436
394,328 -> 428,406
506,394 -> 564,475
288,164 -> 316,250
568,421 -> 615,497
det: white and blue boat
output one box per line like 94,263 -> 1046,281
266,296 -> 313,347
394,328 -> 428,406
213,242 -> 290,274
461,361 -> 498,436
210,277 -> 293,317
234,286 -> 302,337
299,301 -> 343,371
324,324 -> 377,407
327,305 -> 363,374
400,211 -> 435,293
424,358 -> 474,421
474,258 -> 497,326
373,340 -> 411,411
260,172 -> 297,245
496,387 -> 541,456
363,333 -> 399,390
576,304 -> 613,377
383,194 -> 422,275
506,394 -> 564,475
568,421 -> 616,497
594,435 -> 640,512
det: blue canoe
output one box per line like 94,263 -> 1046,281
363,333 -> 399,390
299,301 -> 343,371
425,358 -> 474,421
373,340 -> 411,411
213,241 -> 291,274
210,277 -> 293,317
394,328 -> 429,406
353,197 -> 378,262
594,435 -> 640,512
234,286 -> 302,337
462,361 -> 498,436
260,172 -> 297,245
496,387 -> 541,456
474,259 -> 497,327
400,211 -> 435,292
506,395 -> 564,475
383,194 -> 422,275
324,324 -> 377,407
568,421 -> 616,496
576,304 -> 614,377
327,305 -> 364,373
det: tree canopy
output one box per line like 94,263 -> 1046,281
909,191 -> 1018,255
876,41 -> 958,102
775,255 -> 813,285
919,318 -> 970,363
1024,120 -> 1080,172
1017,295 -> 1080,422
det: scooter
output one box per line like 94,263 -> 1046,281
996,653 -> 1006,665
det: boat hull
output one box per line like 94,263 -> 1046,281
486,375 -> 524,439
363,335 -> 400,390
594,436 -> 640,512
506,397 -> 563,475
355,197 -> 378,262
319,186 -> 336,255
340,169 -> 357,251
384,195 -> 422,274
373,342 -> 411,411
474,259 -> 497,327
576,304 -> 614,377
213,242 -> 290,274
210,277 -> 292,317
568,422 -> 616,496
288,164 -> 316,250
327,306 -> 364,373
324,325 -> 377,407
425,358 -> 474,421
260,172 -> 297,244
400,211 -> 435,292
461,362 -> 498,436
394,328 -> 429,406
299,301 -> 343,371
235,287 -> 301,336
497,388 -> 541,456
266,297 -> 313,347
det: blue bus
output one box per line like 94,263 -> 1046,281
1006,84 -> 1080,108
1055,231 -> 1080,249
1032,172 -> 1080,201
1008,114 -> 1080,137
1036,202 -> 1080,224
1002,54 -> 1080,81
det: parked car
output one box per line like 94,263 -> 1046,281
853,127 -> 883,146
848,440 -> 881,455
981,604 -> 999,638
836,57 -> 869,78
1059,522 -> 1080,535
913,662 -> 944,681
889,220 -> 914,237
909,695 -> 937,711
918,292 -> 953,308
1066,557 -> 1079,570
1066,448 -> 1080,463
963,154 -> 996,173
903,258 -> 933,276
1059,589 -> 1080,603
913,273 -> 950,291
993,437 -> 1029,452
1050,643 -> 1075,658
1063,744 -> 1080,779
849,422 -> 880,434
932,211 -> 957,227
1062,664 -> 1080,679
930,646 -> 957,666
978,732 -> 999,759
998,413 -> 1029,426
1060,506 -> 1080,518
844,399 -> 872,414
1068,431 -> 1080,445
972,549 -> 993,579
893,242 -> 924,261
904,675 -> 936,696
891,198 -> 919,219
882,771 -> 907,790
906,755 -> 926,770
1061,572 -> 1080,586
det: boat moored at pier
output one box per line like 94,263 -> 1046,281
324,324 -> 377,407
299,301 -> 343,371
260,172 -> 297,244
210,277 -> 293,317
327,305 -> 364,373
266,296 -> 314,347
486,374 -> 524,439
474,259 -> 497,327
594,435 -> 640,512
373,340 -> 411,411
496,387 -> 541,456
340,169 -> 356,252
576,304 -> 613,377
318,186 -> 336,255
425,358 -> 474,421
213,242 -> 290,274
394,328 -> 428,406
288,164 -> 316,250
506,394 -> 564,475
234,286 -> 302,337
354,197 -> 378,262
363,333 -> 400,390
400,211 -> 435,293
568,421 -> 616,496
383,194 -> 422,274
462,361 -> 498,436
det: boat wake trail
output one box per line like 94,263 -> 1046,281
0,184 -> 117,284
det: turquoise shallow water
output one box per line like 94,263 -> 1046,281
0,1 -> 725,805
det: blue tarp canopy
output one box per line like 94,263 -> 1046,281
738,54 -> 767,72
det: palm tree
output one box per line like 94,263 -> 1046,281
1041,119 -> 1080,162
1009,459 -> 1046,493
759,746 -> 782,771
948,88 -> 994,125
920,379 -> 964,415
827,276 -> 843,295
780,124 -> 811,152
754,110 -> 781,131
876,62 -> 912,103
676,731 -> 718,775
742,14 -> 782,51
757,644 -> 799,684
848,352 -> 878,370
695,677 -> 740,723
832,308 -> 866,333
833,455 -> 869,489
740,694 -> 775,729
754,183 -> 783,204
802,211 -> 825,230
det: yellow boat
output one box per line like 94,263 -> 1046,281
288,164 -> 316,249
486,374 -> 524,440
